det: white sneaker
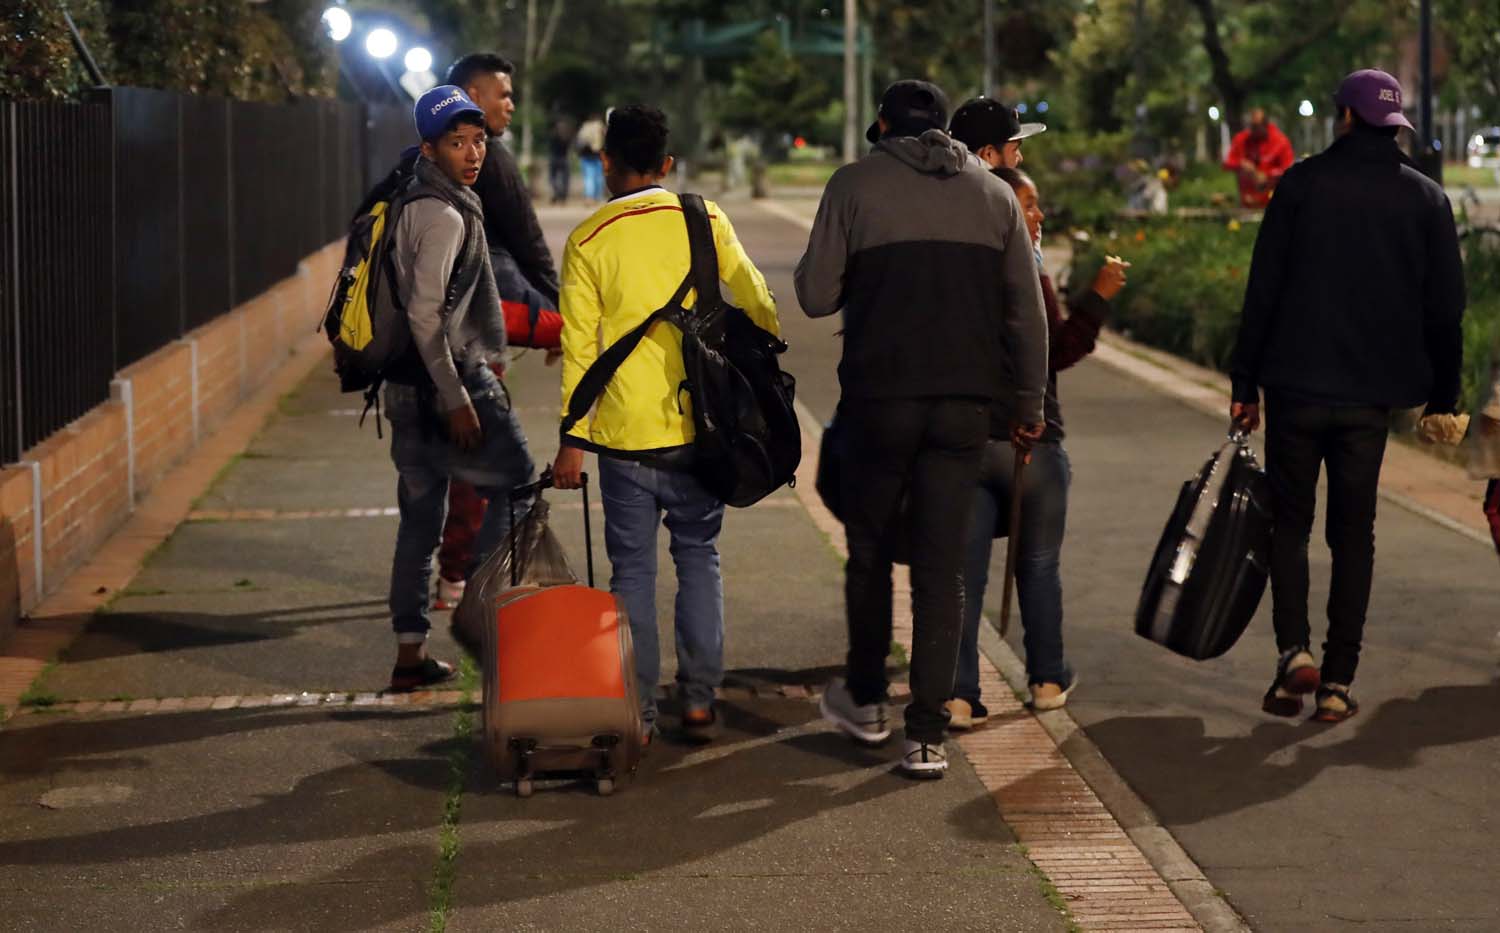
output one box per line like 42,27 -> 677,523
1030,676 -> 1079,711
819,678 -> 891,745
434,577 -> 465,611
899,739 -> 948,779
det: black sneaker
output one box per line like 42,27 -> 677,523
388,656 -> 456,693
1312,683 -> 1359,723
1262,647 -> 1320,717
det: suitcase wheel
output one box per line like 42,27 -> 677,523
595,777 -> 614,797
515,778 -> 534,799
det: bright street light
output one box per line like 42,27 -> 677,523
404,47 -> 432,74
1208,105 -> 1221,121
1299,99 -> 1315,118
365,27 -> 398,60
321,6 -> 351,42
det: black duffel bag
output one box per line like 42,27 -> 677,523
1135,427 -> 1273,660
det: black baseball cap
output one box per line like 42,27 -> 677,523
947,97 -> 1046,151
866,80 -> 950,143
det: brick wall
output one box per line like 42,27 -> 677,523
0,242 -> 343,644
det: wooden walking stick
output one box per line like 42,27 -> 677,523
998,450 -> 1028,638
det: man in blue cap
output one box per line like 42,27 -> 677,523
1229,68 -> 1465,723
381,85 -> 534,692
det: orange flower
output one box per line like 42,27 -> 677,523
1135,229 -> 1147,243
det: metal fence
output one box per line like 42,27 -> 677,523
0,89 -> 406,463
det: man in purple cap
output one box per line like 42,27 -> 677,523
1228,68 -> 1464,724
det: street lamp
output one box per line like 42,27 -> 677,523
404,47 -> 433,74
365,27 -> 398,60
321,6 -> 352,42
1298,99 -> 1315,118
1208,106 -> 1221,121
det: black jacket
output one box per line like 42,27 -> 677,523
474,136 -> 560,305
794,131 -> 1048,418
1230,129 -> 1465,413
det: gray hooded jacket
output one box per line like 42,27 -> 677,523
794,129 -> 1048,422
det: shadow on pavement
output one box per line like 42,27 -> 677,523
196,700 -> 913,931
59,600 -> 387,662
1085,677 -> 1500,825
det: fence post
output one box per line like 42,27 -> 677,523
7,102 -> 21,462
109,378 -> 136,508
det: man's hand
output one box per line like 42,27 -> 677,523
1091,255 -> 1131,301
447,403 -> 482,452
552,445 -> 586,489
1011,422 -> 1044,460
1230,402 -> 1260,433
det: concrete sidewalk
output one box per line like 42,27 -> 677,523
0,348 -> 1074,931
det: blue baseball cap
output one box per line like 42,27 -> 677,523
414,85 -> 486,142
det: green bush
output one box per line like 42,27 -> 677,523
1070,217 -> 1256,370
1026,130 -> 1131,230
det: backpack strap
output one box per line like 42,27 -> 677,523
560,272 -> 692,435
559,193 -> 718,436
679,193 -> 721,315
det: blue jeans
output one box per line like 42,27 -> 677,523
957,439 -> 1072,698
580,155 -> 604,201
385,366 -> 535,638
597,456 -> 725,730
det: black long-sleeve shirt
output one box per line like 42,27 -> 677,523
473,136 -> 560,305
1229,128 -> 1465,413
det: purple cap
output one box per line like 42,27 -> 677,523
414,85 -> 485,142
1334,69 -> 1413,130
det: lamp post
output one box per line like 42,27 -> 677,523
843,0 -> 858,164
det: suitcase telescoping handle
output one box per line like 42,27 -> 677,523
507,467 -> 595,588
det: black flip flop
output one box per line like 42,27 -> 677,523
389,656 -> 456,693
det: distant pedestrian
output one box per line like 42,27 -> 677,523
796,80 -> 1048,778
551,105 -> 780,744
942,165 -> 1129,725
1222,108 -> 1295,208
383,86 -> 534,691
1229,69 -> 1465,723
947,96 -> 1045,170
429,53 -> 562,612
547,116 -> 573,204
576,113 -> 606,202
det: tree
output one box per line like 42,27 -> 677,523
718,31 -> 833,148
1440,0 -> 1500,116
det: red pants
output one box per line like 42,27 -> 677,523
437,480 -> 488,583
1486,480 -> 1500,560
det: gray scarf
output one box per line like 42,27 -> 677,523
412,156 -> 506,363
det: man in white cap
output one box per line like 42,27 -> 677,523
947,97 -> 1045,170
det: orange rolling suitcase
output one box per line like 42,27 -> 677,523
480,472 -> 643,797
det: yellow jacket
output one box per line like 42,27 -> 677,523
559,189 -> 779,456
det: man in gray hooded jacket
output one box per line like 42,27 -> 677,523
795,79 -> 1048,778
381,85 -> 535,692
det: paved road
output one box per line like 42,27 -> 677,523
712,196 -> 1500,932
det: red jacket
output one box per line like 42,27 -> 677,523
1223,123 -> 1295,208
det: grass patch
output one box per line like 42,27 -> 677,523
19,685 -> 60,708
120,586 -> 170,598
234,578 -> 254,589
1016,844 -> 1082,932
107,694 -> 134,703
888,641 -> 909,667
427,655 -> 480,933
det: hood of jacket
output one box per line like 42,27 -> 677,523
875,128 -> 970,177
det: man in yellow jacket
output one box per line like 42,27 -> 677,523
552,105 -> 779,743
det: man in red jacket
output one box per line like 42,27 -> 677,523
1223,108 -> 1295,208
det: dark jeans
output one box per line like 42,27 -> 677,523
958,440 -> 1072,700
1265,398 -> 1388,685
548,158 -> 570,203
840,396 -> 988,743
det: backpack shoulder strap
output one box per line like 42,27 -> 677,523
679,193 -> 721,314
560,271 -> 694,435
